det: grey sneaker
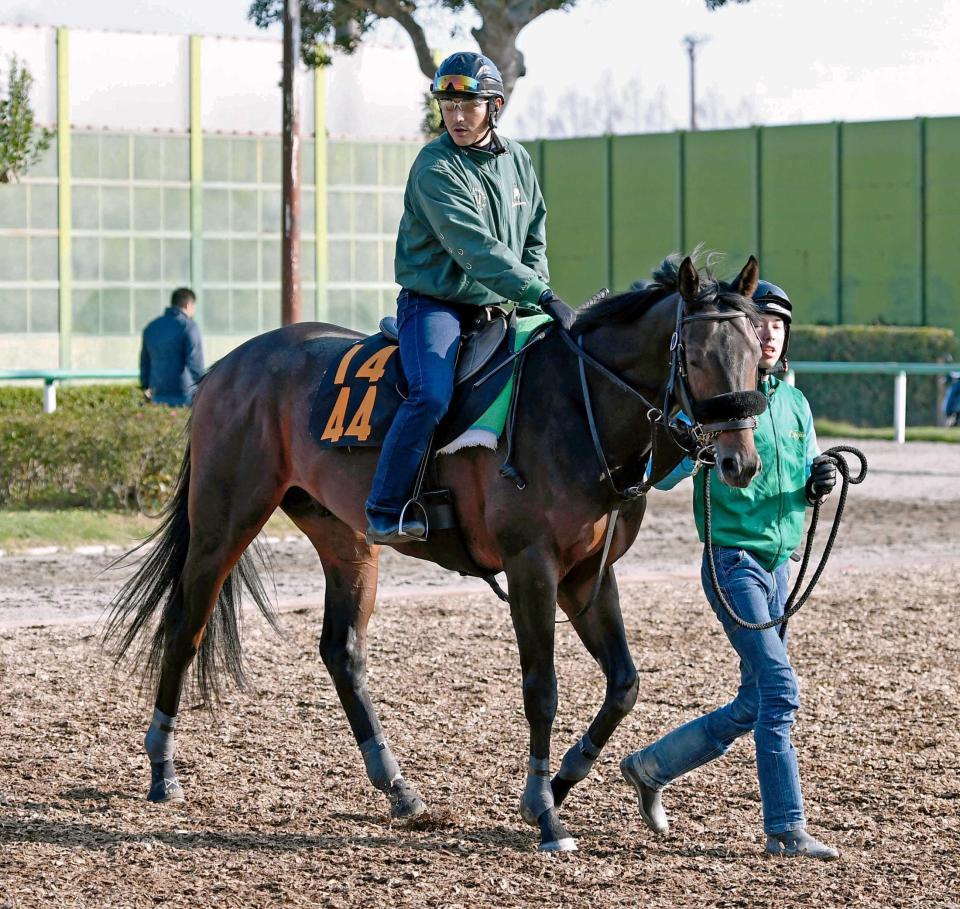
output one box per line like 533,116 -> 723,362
766,828 -> 839,860
620,752 -> 669,834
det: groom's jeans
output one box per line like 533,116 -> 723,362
632,546 -> 805,834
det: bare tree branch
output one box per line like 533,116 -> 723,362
343,0 -> 436,80
248,0 -> 752,111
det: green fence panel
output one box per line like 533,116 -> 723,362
840,120 -> 922,325
760,123 -> 838,323
924,117 -> 960,338
541,137 -> 609,304
683,129 -> 757,276
610,133 -> 682,289
520,140 -> 544,183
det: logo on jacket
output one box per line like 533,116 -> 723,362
512,186 -> 526,207
473,185 -> 486,212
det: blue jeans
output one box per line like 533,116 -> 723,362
365,290 -> 462,517
634,547 -> 805,834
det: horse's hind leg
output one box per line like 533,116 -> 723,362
281,493 -> 426,820
146,483 -> 282,802
551,563 -> 639,810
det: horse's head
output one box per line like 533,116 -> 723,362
675,255 -> 764,488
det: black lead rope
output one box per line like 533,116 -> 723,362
703,445 -> 868,633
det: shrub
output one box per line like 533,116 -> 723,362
789,325 -> 957,426
0,385 -> 187,510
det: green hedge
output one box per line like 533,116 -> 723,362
789,325 -> 957,426
0,385 -> 186,510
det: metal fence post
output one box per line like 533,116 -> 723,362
43,380 -> 58,414
894,370 -> 907,443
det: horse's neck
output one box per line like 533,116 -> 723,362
577,297 -> 677,467
583,296 -> 676,397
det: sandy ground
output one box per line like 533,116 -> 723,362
0,439 -> 958,907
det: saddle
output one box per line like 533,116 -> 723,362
309,307 -> 518,454
377,305 -> 509,387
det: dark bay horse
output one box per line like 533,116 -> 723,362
106,254 -> 763,852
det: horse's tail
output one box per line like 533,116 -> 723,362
103,439 -> 278,706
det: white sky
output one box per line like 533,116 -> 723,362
1,0 -> 957,136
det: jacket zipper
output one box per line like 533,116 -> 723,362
768,380 -> 785,567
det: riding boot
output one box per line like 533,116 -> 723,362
765,828 -> 839,860
365,509 -> 427,545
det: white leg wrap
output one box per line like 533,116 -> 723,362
521,756 -> 554,823
360,733 -> 402,792
557,734 -> 601,783
144,708 -> 176,764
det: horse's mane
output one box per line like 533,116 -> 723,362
572,247 -> 758,333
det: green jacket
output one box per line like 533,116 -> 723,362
394,132 -> 550,308
657,375 -> 819,571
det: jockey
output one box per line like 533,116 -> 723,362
620,279 -> 842,860
364,51 -> 575,545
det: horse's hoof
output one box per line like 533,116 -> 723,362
539,837 -> 578,853
388,778 -> 427,820
147,762 -> 184,803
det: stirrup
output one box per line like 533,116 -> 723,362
399,498 -> 429,540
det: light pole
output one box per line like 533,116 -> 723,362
281,0 -> 302,325
683,34 -> 708,131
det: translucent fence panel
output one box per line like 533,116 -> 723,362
199,134 -> 319,335
0,141 -> 59,337
324,141 -> 417,332
70,131 -> 191,336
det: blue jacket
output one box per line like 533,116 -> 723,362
139,307 -> 205,406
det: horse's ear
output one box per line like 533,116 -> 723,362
678,256 -> 700,302
732,255 -> 760,299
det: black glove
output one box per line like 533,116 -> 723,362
539,289 -> 577,332
805,454 -> 837,504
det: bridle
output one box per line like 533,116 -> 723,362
536,290 -> 766,623
664,299 -> 766,457
549,291 -> 766,505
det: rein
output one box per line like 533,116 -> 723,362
703,444 -> 868,633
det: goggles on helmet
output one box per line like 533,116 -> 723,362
432,74 -> 483,95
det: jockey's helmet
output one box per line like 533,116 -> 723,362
431,52 -> 505,102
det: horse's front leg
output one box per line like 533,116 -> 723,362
504,551 -> 576,852
552,563 -> 639,809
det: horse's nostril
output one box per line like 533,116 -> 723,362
720,456 -> 738,475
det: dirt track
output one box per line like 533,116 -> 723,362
1,439 -> 958,907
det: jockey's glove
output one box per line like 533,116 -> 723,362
539,289 -> 578,332
805,454 -> 837,504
